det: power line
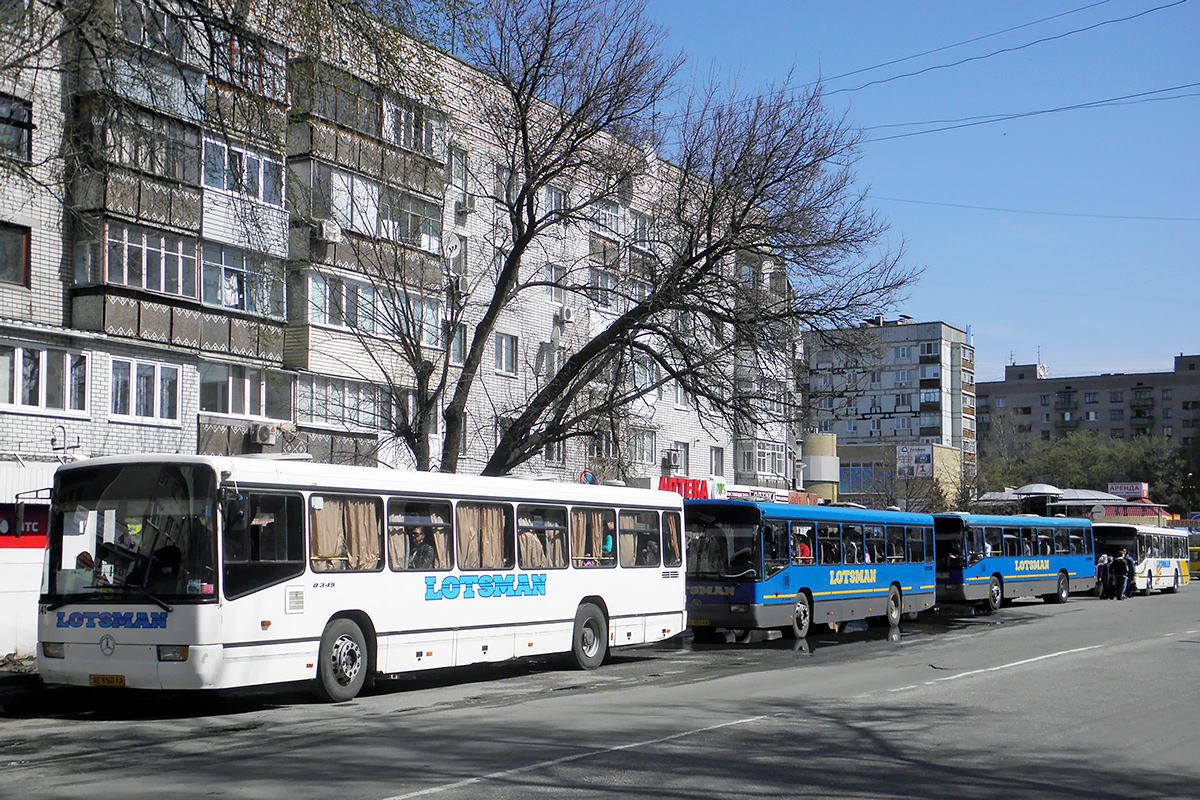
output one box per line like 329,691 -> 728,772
863,81 -> 1200,143
829,0 -> 1188,96
869,195 -> 1200,222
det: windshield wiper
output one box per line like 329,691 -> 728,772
46,589 -> 103,612
125,585 -> 174,612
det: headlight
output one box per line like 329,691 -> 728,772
156,645 -> 190,662
729,604 -> 749,614
41,642 -> 65,659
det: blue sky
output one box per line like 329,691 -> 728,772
645,0 -> 1198,381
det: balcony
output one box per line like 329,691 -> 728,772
1054,400 -> 1079,411
1130,398 -> 1156,409
1054,418 -> 1081,429
1131,416 -> 1155,427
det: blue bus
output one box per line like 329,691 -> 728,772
684,500 -> 936,638
933,513 -> 1095,611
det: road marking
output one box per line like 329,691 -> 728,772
381,714 -> 772,799
881,644 -> 1105,695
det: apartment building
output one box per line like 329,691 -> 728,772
0,2 -> 790,492
802,318 -> 976,507
977,355 -> 1200,448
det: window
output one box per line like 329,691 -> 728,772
619,510 -> 661,568
545,262 -> 565,304
517,505 -> 569,569
543,439 -> 565,464
1162,407 -> 1172,419
379,189 -> 442,252
1109,391 -> 1124,403
1134,389 -> 1153,400
494,165 -> 516,203
757,441 -> 786,476
589,235 -> 619,309
384,98 -> 442,155
1040,395 -> 1050,406
111,111 -> 200,185
0,222 -> 29,286
0,346 -> 88,412
995,397 -> 1005,408
1084,392 -> 1098,404
920,389 -> 939,404
896,417 -> 912,430
893,346 -> 911,360
200,363 -> 290,419
110,358 -> 178,421
298,375 -> 390,430
895,368 -> 912,385
544,186 -> 566,218
202,243 -> 284,318
592,200 -> 620,234
447,323 -> 466,365
310,273 -> 373,332
1085,410 -> 1097,421
494,333 -> 517,374
447,146 -> 467,191
629,428 -> 655,463
96,223 -> 198,298
586,430 -> 616,460
671,441 -> 690,475
0,94 -> 32,161
674,381 -> 690,408
710,446 -> 725,476
203,139 -> 284,207
388,499 -> 453,572
919,364 -> 940,379
919,342 -> 939,357
310,495 -> 384,573
211,27 -> 287,100
1110,409 -> 1125,421
631,211 -> 651,247
119,0 -> 185,57
223,493 -> 305,598
1162,389 -> 1172,400
2,0 -> 29,29
632,356 -> 657,392
571,506 -> 616,568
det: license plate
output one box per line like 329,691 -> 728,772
89,674 -> 126,687
690,620 -> 711,626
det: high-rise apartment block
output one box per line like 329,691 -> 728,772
977,356 -> 1200,448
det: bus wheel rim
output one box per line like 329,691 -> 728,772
331,634 -> 363,685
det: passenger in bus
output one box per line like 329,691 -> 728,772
636,537 -> 659,566
845,542 -> 860,564
407,527 -> 437,571
793,534 -> 812,565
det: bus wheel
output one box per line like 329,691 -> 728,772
1142,572 -> 1153,597
1048,573 -> 1069,604
791,594 -> 812,639
570,603 -> 607,670
985,577 -> 1003,613
1164,572 -> 1179,594
885,586 -> 902,627
314,619 -> 367,703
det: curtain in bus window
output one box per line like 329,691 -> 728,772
343,498 -> 381,570
480,505 -> 511,568
429,507 -> 452,569
457,504 -> 482,570
516,510 -> 550,569
571,508 -> 613,567
663,512 -> 682,567
310,500 -> 347,571
387,513 -> 409,569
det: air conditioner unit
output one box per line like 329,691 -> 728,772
667,450 -> 681,468
554,305 -> 574,324
315,219 -> 343,244
251,423 -> 277,446
449,274 -> 470,295
455,193 -> 477,216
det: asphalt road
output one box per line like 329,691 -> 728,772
2,589 -> 1198,799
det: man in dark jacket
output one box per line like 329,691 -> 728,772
1108,550 -> 1129,600
1121,548 -> 1137,598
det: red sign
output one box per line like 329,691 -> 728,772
658,477 -> 709,499
0,504 -> 49,549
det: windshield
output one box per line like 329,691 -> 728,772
685,504 -> 761,581
43,463 -> 218,602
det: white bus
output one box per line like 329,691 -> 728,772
1093,523 -> 1190,595
37,455 -> 686,701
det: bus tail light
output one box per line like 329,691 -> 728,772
729,604 -> 749,614
157,645 -> 190,662
42,642 -> 65,659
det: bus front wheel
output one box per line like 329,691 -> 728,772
985,577 -> 1003,613
791,594 -> 812,639
314,618 -> 367,703
570,603 -> 607,669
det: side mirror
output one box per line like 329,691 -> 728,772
223,491 -> 249,530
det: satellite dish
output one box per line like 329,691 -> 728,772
443,232 -> 462,261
